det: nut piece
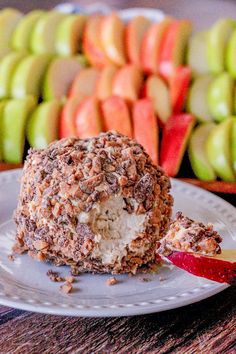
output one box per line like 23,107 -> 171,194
60,282 -> 73,294
106,277 -> 118,286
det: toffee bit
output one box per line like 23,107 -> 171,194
70,266 -> 80,276
65,276 -> 75,283
60,281 -> 73,294
106,277 -> 118,286
46,270 -> 64,282
8,254 -> 15,262
139,277 -> 152,282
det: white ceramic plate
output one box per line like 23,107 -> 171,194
0,169 -> 235,317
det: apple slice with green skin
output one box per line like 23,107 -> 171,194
11,54 -> 51,99
69,67 -> 100,98
83,15 -> 111,68
165,250 -> 236,285
55,14 -> 86,56
207,18 -> 235,73
101,96 -> 132,138
169,66 -> 191,113
158,20 -> 192,80
0,8 -> 22,45
101,13 -> 127,66
43,57 -> 82,101
125,16 -> 151,67
133,98 -> 158,165
59,95 -> 84,138
207,72 -> 233,122
232,118 -> 236,173
141,17 -> 173,74
96,64 -> 118,100
206,117 -> 235,182
0,101 -> 7,161
187,74 -> 214,122
2,96 -> 36,163
0,52 -> 26,99
145,75 -> 171,125
187,31 -> 209,77
31,11 -> 65,54
112,64 -> 143,102
226,29 -> 236,78
160,113 -> 196,177
27,100 -> 62,149
11,10 -> 45,51
189,123 -> 216,181
75,96 -> 102,139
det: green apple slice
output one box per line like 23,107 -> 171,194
187,75 -> 213,122
189,123 -> 216,181
0,52 -> 26,99
31,11 -> 65,54
206,117 -> 235,181
0,45 -> 11,60
0,8 -> 22,46
2,96 -> 37,163
11,10 -> 45,51
55,14 -> 86,56
207,18 -> 235,73
187,31 -> 209,77
0,101 -> 7,161
207,72 -> 233,122
232,118 -> 236,173
43,57 -> 82,101
11,54 -> 52,99
226,29 -> 236,78
27,100 -> 62,149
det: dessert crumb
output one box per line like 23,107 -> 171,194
46,270 -> 64,282
60,281 -> 73,294
70,266 -> 80,276
159,276 -> 166,282
65,276 -> 75,283
8,254 -> 15,262
139,277 -> 152,282
106,277 -> 118,286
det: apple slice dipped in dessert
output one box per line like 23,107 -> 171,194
75,96 -> 103,139
145,74 -> 171,125
125,15 -> 151,67
158,212 -> 236,285
169,66 -> 191,113
112,64 -> 143,102
141,17 -> 173,74
83,15 -> 110,68
100,13 -> 127,66
69,67 -> 100,98
96,64 -> 118,100
160,113 -> 195,177
101,95 -> 132,138
42,57 -> 82,100
132,98 -> 158,165
158,19 -> 192,80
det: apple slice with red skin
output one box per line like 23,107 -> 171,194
112,64 -> 143,102
165,249 -> 236,285
169,66 -> 191,113
69,67 -> 100,98
101,95 -> 132,138
75,96 -> 103,139
125,15 -> 151,67
158,20 -> 192,81
59,95 -> 84,138
160,113 -> 196,177
83,15 -> 110,68
132,98 -> 158,165
96,64 -> 118,100
141,17 -> 173,74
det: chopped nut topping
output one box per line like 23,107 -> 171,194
65,276 -> 75,283
60,281 -> 73,294
106,277 -> 118,286
46,270 -> 64,282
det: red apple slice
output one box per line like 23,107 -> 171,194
100,13 -> 126,66
83,15 -> 110,68
170,66 -> 191,113
159,20 -> 192,80
132,98 -> 158,165
59,95 -> 84,138
96,64 -> 118,100
125,15 -> 151,67
69,67 -> 100,98
112,64 -> 143,102
101,95 -> 132,138
145,74 -> 171,125
160,113 -> 195,177
75,96 -> 103,138
166,249 -> 236,285
141,17 -> 173,74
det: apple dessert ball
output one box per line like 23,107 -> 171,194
14,132 -> 173,274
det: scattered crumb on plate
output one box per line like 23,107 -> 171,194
60,281 -> 73,294
106,277 -> 118,286
46,270 -> 64,282
8,254 -> 15,262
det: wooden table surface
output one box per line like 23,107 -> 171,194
0,0 -> 236,353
